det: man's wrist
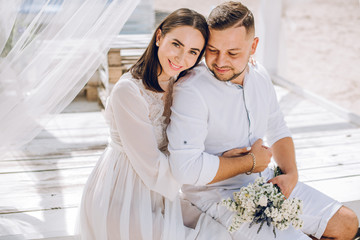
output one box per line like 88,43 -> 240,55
283,170 -> 299,182
245,153 -> 256,175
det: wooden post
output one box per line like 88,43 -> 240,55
258,0 -> 283,76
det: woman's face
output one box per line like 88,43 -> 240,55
156,26 -> 205,81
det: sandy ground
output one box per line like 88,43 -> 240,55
154,0 -> 360,116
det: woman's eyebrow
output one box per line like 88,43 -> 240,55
173,38 -> 201,52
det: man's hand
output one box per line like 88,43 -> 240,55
250,139 -> 272,173
268,173 -> 298,198
269,137 -> 299,198
210,139 -> 271,184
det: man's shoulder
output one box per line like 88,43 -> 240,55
247,62 -> 274,90
176,62 -> 211,88
250,62 -> 271,82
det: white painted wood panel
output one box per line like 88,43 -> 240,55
1,82 -> 360,238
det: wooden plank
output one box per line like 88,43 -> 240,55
296,153 -> 360,170
85,86 -> 98,101
258,0 -> 282,75
2,148 -> 104,162
29,127 -> 109,142
60,96 -> 101,113
273,76 -> 360,126
0,208 -> 79,240
0,166 -> 93,185
108,66 -> 124,84
97,87 -> 108,108
43,112 -> 107,130
294,143 -> 360,162
299,162 -> 360,182
303,175 -> 360,203
285,111 -> 354,126
109,34 -> 151,49
293,132 -> 360,148
10,138 -> 107,159
2,83 -> 360,239
107,49 -> 122,67
0,189 -> 83,214
291,128 -> 360,139
0,155 -> 99,173
120,48 -> 146,58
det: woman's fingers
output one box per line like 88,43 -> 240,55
222,147 -> 251,157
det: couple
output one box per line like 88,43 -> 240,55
79,2 -> 358,240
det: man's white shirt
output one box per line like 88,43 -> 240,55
167,61 -> 291,211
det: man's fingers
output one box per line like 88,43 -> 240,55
268,177 -> 281,189
253,139 -> 263,147
267,177 -> 277,185
268,178 -> 289,197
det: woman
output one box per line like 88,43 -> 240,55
79,8 -> 208,240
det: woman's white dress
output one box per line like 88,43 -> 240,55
79,72 -> 186,239
78,72 -> 232,240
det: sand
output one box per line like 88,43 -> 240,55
154,0 -> 360,116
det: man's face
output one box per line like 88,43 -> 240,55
205,26 -> 258,85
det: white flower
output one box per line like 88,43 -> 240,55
258,195 -> 268,207
222,176 -> 303,235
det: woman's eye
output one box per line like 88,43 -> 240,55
172,42 -> 180,47
229,52 -> 238,56
190,51 -> 198,56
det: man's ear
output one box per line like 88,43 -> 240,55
250,37 -> 259,55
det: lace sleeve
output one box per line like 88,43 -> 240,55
109,79 -> 181,200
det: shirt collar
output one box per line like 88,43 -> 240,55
225,81 -> 243,89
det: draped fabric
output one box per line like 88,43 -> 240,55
0,0 -> 139,152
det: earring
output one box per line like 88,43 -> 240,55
156,42 -> 159,47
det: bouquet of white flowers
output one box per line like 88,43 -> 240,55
222,169 -> 303,237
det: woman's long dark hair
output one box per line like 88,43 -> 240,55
130,8 -> 209,92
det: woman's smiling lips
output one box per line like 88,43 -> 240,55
168,59 -> 183,71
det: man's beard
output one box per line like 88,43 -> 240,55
210,64 -> 248,82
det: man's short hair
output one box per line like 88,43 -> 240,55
207,1 -> 255,35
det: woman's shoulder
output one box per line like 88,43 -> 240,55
112,72 -> 142,93
110,72 -> 145,101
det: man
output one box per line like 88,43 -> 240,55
167,1 -> 358,239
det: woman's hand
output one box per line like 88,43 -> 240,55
222,147 -> 251,158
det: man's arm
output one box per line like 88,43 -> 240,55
268,137 -> 298,198
168,80 -> 272,186
262,69 -> 298,198
209,139 -> 272,184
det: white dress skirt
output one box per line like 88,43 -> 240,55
78,73 -> 231,240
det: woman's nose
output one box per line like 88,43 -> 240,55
174,50 -> 185,64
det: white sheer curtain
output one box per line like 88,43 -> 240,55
0,0 -> 140,152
